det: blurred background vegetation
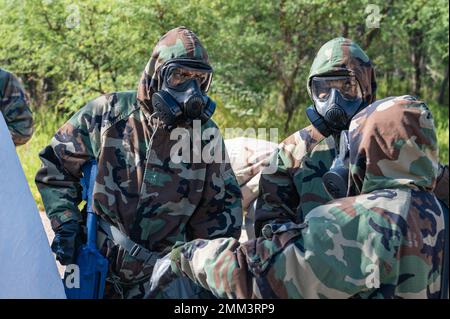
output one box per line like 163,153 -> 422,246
0,0 -> 448,209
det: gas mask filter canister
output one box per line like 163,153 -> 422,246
323,130 -> 350,199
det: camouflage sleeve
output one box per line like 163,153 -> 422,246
173,223 -> 349,299
174,191 -> 443,299
186,128 -> 243,241
254,147 -> 300,237
35,100 -> 101,230
0,71 -> 33,145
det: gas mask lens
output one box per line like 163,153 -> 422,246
166,67 -> 209,88
312,76 -> 362,102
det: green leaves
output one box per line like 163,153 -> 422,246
0,0 -> 448,155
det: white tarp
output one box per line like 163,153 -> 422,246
225,137 -> 278,241
0,113 -> 66,298
225,137 -> 278,210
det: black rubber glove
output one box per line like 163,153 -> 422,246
51,220 -> 85,266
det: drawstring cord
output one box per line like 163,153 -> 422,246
136,111 -> 161,198
146,111 -> 161,146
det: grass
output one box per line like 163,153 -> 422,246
17,103 -> 449,210
16,109 -> 63,211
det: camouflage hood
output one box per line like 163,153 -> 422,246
348,95 -> 439,195
137,26 -> 211,114
307,37 -> 377,106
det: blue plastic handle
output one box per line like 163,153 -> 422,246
82,162 -> 98,249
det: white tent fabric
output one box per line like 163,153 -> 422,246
225,137 -> 278,241
0,113 -> 66,299
225,137 -> 278,210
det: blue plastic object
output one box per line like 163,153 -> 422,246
63,161 -> 109,299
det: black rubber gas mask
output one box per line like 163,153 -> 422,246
152,60 -> 216,128
323,130 -> 350,199
306,75 -> 364,137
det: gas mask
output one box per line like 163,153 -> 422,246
323,130 -> 350,199
306,75 -> 364,137
151,60 -> 216,128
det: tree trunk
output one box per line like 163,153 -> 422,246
363,0 -> 393,49
342,21 -> 349,38
284,107 -> 294,133
409,27 -> 424,98
438,58 -> 449,105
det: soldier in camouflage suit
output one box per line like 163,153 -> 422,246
35,27 -> 242,299
162,95 -> 446,298
255,37 -> 449,236
0,68 -> 33,146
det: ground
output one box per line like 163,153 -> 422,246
40,211 -> 65,277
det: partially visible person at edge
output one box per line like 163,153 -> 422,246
0,68 -> 33,146
154,95 -> 446,299
254,37 -> 448,237
35,26 -> 242,299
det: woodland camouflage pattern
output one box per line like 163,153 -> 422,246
171,96 -> 446,299
254,37 -> 377,235
0,68 -> 33,145
35,27 -> 242,298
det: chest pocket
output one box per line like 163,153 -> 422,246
144,170 -> 158,185
138,147 -> 166,194
143,169 -> 172,187
137,148 -> 207,214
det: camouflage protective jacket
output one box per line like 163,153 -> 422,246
171,96 -> 446,299
36,27 -> 242,286
0,68 -> 33,145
